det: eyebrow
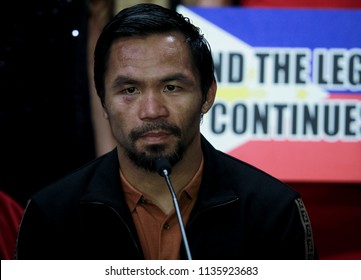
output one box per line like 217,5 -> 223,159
161,73 -> 193,83
110,75 -> 138,90
111,73 -> 195,90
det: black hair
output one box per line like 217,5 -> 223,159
94,3 -> 215,106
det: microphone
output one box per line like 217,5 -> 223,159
155,157 -> 192,260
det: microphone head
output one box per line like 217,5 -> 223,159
155,157 -> 172,177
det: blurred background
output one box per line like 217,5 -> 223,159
0,0 -> 360,260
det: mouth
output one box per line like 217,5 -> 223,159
130,122 -> 181,145
139,130 -> 173,144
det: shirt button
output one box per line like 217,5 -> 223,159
163,223 -> 170,230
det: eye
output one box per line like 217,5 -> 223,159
164,84 -> 180,93
122,87 -> 139,95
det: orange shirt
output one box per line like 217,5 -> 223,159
121,158 -> 203,259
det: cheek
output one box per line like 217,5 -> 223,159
105,106 -> 129,131
105,97 -> 133,120
176,102 -> 202,129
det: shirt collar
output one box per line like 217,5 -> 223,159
121,155 -> 204,213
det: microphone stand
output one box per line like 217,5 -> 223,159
156,158 -> 193,260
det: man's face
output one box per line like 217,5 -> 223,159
103,32 -> 205,172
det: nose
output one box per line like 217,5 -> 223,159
138,92 -> 169,120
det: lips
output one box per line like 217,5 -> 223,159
140,131 -> 172,143
130,122 -> 181,142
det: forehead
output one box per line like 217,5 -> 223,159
106,32 -> 197,80
111,33 -> 192,62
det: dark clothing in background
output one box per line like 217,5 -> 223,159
0,0 -> 95,206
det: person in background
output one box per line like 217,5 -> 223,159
16,3 -> 317,260
0,0 -> 96,207
0,191 -> 24,260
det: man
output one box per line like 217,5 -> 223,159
16,3 -> 316,260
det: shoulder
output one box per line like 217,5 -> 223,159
201,136 -> 299,199
30,149 -> 119,210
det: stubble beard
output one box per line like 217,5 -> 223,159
125,122 -> 185,173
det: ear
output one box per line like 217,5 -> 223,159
201,79 -> 217,114
103,107 -> 109,120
